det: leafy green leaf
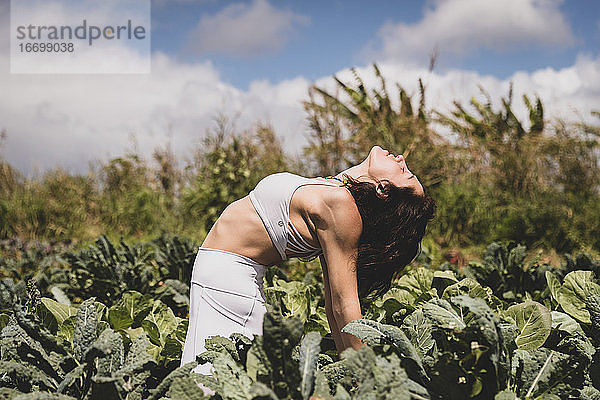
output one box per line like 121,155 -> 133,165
34,309 -> 57,339
305,307 -> 330,335
338,347 -> 414,400
510,346 -> 590,398
586,294 -> 600,342
57,315 -> 76,346
246,336 -> 271,382
341,319 -> 429,386
108,306 -> 133,331
495,390 -> 517,400
545,271 -> 561,307
167,376 -> 208,399
432,270 -> 459,294
160,319 -> 189,361
265,279 -> 311,320
49,286 -> 71,306
205,336 -> 239,362
211,352 -> 254,400
249,381 -> 279,400
401,309 -> 434,358
395,267 -> 437,306
143,300 -> 180,346
550,311 -> 585,336
39,298 -> 78,326
299,331 -> 321,400
13,390 -> 78,399
148,361 -> 199,400
422,298 -> 466,330
261,308 -> 304,398
579,386 -> 600,400
376,288 -> 416,316
0,313 -> 10,332
141,319 -> 160,346
95,328 -> 124,376
72,298 -> 98,361
504,301 -> 551,350
56,364 -> 85,394
442,278 -> 497,307
558,271 -> 600,323
117,290 -> 153,327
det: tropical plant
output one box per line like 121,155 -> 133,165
436,85 -> 546,197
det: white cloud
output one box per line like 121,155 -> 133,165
1,53 -> 220,173
183,0 -> 309,57
3,52 -> 599,176
368,0 -> 574,65
1,0 -> 598,177
0,45 -> 312,174
153,0 -> 215,4
0,1 -> 9,50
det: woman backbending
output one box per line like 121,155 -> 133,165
180,145 -> 436,375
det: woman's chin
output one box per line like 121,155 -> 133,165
371,145 -> 383,153
368,146 -> 382,160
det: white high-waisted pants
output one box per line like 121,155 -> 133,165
180,247 -> 267,375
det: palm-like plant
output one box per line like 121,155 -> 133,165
303,64 -> 453,187
436,85 -> 547,198
544,111 -> 600,198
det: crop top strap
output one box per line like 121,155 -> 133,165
309,175 -> 345,187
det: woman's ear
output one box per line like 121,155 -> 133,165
376,182 -> 389,198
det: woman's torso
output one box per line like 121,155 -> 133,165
201,173 -> 341,266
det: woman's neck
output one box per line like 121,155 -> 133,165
336,160 -> 370,182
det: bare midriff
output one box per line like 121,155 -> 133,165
201,182 -> 331,266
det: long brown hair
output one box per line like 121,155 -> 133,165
341,175 -> 436,299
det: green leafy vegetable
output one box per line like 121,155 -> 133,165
504,301 -> 551,350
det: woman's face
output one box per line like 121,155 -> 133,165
366,145 -> 424,195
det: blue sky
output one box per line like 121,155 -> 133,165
151,1 -> 427,88
150,0 -> 600,88
1,0 -> 599,174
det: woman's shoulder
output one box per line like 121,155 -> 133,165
306,183 -> 361,235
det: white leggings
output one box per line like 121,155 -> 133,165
180,247 -> 267,375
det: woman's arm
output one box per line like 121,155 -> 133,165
315,190 -> 364,353
319,255 -> 344,351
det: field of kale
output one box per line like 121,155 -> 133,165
0,235 -> 599,400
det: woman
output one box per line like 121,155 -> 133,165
180,145 -> 435,374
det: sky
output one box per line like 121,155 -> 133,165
1,0 -> 599,175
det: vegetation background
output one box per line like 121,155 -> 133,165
1,65 -> 600,400
1,65 -> 598,260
